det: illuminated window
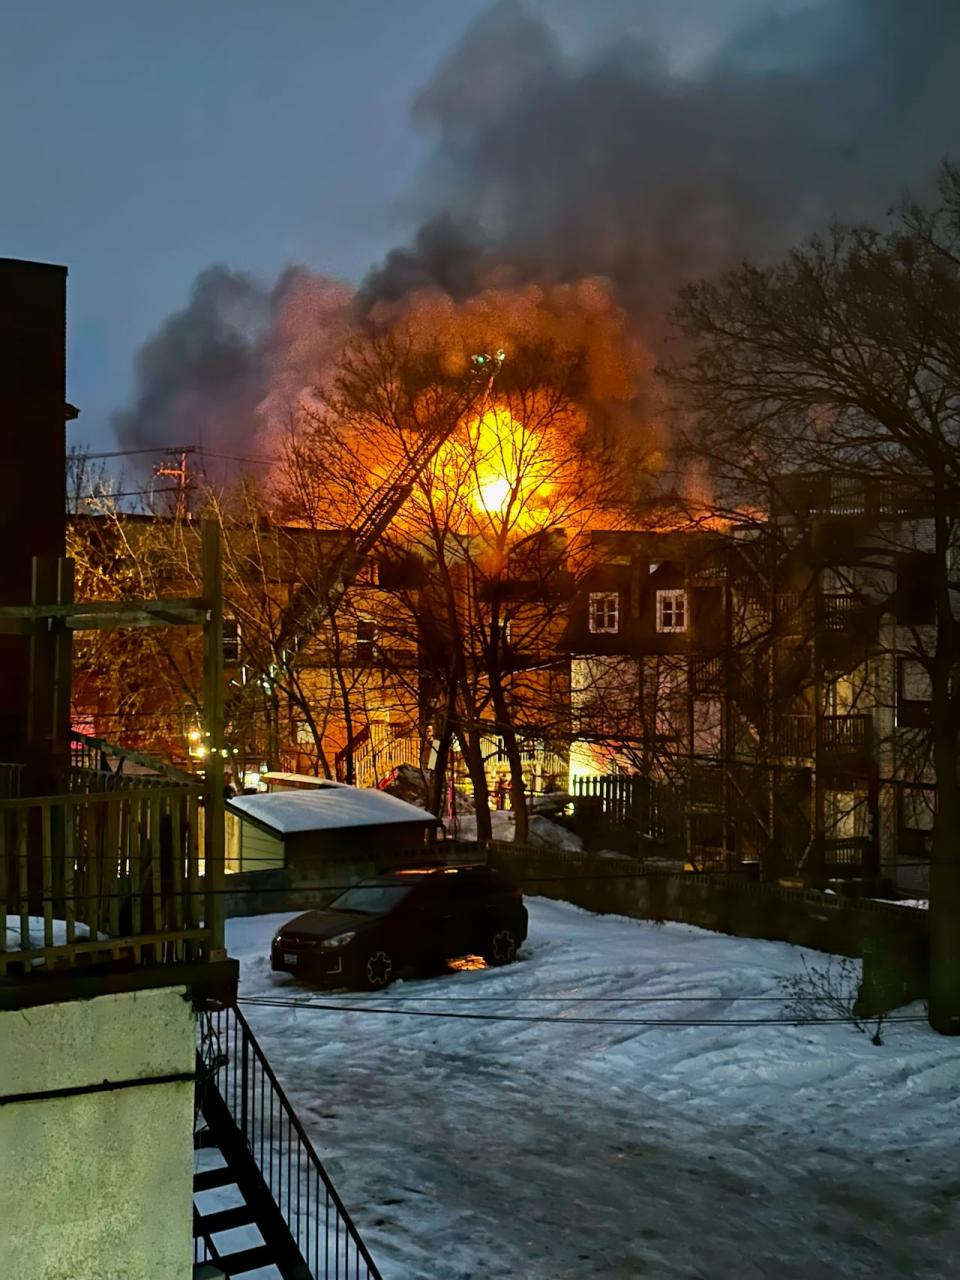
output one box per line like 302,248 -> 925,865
656,589 -> 687,633
588,592 -> 619,634
356,618 -> 377,660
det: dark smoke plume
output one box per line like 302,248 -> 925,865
115,0 -> 960,458
112,265 -> 351,468
362,0 -> 960,336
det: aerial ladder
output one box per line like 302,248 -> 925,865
238,349 -> 505,758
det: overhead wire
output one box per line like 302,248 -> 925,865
237,994 -> 925,1028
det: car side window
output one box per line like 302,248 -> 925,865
444,873 -> 487,908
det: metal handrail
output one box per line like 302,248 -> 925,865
200,1004 -> 383,1280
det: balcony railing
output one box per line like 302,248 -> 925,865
821,713 -> 872,753
774,714 -> 815,758
773,593 -> 812,635
0,785 -> 215,978
823,836 -> 876,877
0,764 -> 22,800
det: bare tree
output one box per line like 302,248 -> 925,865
668,165 -> 960,1033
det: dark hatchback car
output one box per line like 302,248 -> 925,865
270,864 -> 528,989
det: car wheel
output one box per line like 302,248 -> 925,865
483,929 -> 519,967
363,949 -> 394,990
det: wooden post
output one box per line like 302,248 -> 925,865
202,519 -> 227,959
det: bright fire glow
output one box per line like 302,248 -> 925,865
459,406 -> 555,531
475,474 -> 512,514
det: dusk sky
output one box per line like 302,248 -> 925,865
1,1 -> 489,450
4,0 -> 932,459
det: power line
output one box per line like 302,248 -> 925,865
69,444 -> 274,466
237,994 -> 923,1028
71,446 -> 195,461
238,991 -> 830,1004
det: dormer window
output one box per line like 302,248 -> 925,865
588,592 -> 620,634
656,589 -> 687,633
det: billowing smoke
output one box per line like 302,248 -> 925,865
114,0 -> 960,458
362,0 -> 960,336
112,265 -> 352,468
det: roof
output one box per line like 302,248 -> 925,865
259,772 -> 351,791
227,786 -> 439,836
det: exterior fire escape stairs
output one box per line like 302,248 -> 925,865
193,1005 -> 383,1280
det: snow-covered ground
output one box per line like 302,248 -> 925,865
227,901 -> 958,1279
451,808 -> 585,850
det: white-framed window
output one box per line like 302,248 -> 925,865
588,592 -> 620,634
656,589 -> 687,633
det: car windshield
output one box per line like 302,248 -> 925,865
327,883 -> 412,915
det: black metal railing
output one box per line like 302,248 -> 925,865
198,1005 -> 383,1280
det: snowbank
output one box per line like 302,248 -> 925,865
450,807 -> 584,852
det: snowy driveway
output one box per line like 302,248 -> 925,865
229,900 -> 959,1280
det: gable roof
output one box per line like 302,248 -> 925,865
227,786 -> 438,836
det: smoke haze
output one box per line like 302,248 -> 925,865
364,0 -> 960,325
113,0 -> 960,458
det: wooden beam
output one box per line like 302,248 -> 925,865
0,597 -> 206,631
202,520 -> 226,959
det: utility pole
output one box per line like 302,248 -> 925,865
154,447 -> 195,520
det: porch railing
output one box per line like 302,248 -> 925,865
198,1004 -> 384,1280
0,784 -> 212,976
821,713 -> 872,753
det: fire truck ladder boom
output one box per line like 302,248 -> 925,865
274,349 -> 505,659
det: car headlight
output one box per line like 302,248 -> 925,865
320,931 -> 356,950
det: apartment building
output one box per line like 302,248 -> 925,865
564,484 -> 941,894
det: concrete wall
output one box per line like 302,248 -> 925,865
0,985 -> 195,1280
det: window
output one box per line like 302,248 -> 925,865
897,658 -> 932,728
356,618 -> 377,661
656,589 -> 687,633
898,785 -> 934,863
825,789 -> 869,840
588,592 -> 619,634
896,553 -> 937,625
223,617 -> 241,663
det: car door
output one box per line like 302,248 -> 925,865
438,872 -> 486,958
405,879 -> 447,965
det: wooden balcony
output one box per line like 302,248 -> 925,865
774,714 -> 815,758
823,836 -> 877,878
1,784 -> 223,987
821,713 -> 872,759
773,593 -> 812,636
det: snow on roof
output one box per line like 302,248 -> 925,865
228,786 -> 438,836
259,772 -> 352,791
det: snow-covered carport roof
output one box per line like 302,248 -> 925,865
227,785 -> 439,836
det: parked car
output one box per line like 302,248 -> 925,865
270,864 -> 528,989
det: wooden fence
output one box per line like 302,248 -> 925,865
0,784 -> 213,976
